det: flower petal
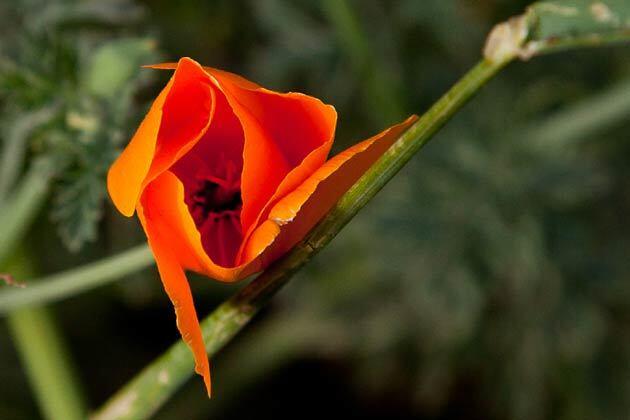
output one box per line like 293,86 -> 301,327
235,138 -> 332,263
108,57 -> 215,216
208,68 -> 337,233
145,62 -> 337,237
107,80 -> 171,217
137,200 -> 212,396
240,115 -> 419,265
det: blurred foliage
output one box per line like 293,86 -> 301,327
0,0 -> 158,252
2,0 -> 630,419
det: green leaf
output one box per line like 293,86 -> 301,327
484,1 -> 630,62
523,0 -> 630,57
529,0 -> 630,40
84,38 -> 156,101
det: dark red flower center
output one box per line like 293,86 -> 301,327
189,178 -> 242,224
177,158 -> 244,267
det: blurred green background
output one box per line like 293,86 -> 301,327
1,0 -> 630,419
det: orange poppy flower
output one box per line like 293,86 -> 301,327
107,57 -> 417,395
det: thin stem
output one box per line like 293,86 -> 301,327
5,248 -> 87,420
92,57 -> 508,420
0,244 -> 153,314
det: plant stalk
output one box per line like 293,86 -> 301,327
0,244 -> 153,314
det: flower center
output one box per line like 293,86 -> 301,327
190,178 -> 242,224
178,159 -> 244,267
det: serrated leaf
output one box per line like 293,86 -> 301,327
51,172 -> 105,252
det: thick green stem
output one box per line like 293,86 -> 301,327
5,248 -> 87,420
91,57 -> 508,420
0,244 -> 153,314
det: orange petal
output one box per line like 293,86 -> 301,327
240,115 -> 419,265
235,138 -> 333,263
145,61 -> 337,236
208,68 -> 337,233
137,200 -> 212,396
107,80 -> 171,217
108,58 -> 215,216
140,171 -> 265,281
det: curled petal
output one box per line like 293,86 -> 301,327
236,138 -> 333,263
108,58 -> 215,216
140,172 -> 264,281
146,61 -> 337,235
137,200 -> 212,396
240,115 -> 419,265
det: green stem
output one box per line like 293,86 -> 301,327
92,57 -> 508,420
5,248 -> 87,420
0,157 -> 55,265
0,244 -> 153,314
